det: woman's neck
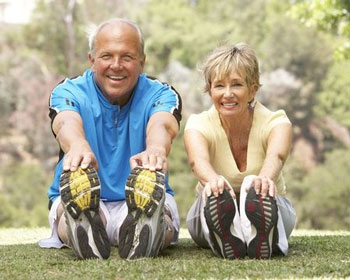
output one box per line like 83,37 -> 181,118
219,107 -> 254,134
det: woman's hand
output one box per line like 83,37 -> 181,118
202,176 -> 236,201
247,175 -> 277,199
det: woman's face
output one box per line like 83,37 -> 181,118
210,69 -> 256,118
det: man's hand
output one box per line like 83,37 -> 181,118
130,111 -> 178,174
62,141 -> 98,172
130,145 -> 167,173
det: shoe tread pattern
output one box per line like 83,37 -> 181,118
119,166 -> 165,259
59,167 -> 110,259
204,189 -> 246,259
125,167 -> 165,217
245,187 -> 277,259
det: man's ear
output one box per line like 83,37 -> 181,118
140,55 -> 146,69
88,52 -> 95,71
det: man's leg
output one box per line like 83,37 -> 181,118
102,194 -> 178,258
57,203 -> 107,246
162,193 -> 180,249
38,197 -> 66,249
117,167 -> 178,259
59,167 -> 110,259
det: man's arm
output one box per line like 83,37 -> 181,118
130,111 -> 179,173
53,110 -> 98,172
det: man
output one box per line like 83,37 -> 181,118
38,18 -> 182,260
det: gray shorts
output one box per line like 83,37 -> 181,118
186,175 -> 296,255
38,193 -> 180,249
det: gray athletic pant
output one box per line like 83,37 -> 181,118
186,175 -> 296,255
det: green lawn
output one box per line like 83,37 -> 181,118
0,228 -> 349,279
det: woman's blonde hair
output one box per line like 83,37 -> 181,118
202,43 -> 261,94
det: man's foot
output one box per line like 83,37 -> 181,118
204,189 -> 246,259
118,166 -> 166,259
245,187 -> 277,259
60,167 -> 110,259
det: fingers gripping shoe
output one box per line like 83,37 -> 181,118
118,166 -> 166,259
204,189 -> 246,259
60,167 -> 110,259
245,187 -> 278,259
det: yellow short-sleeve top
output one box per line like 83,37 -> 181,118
185,102 -> 291,194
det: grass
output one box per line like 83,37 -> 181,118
0,228 -> 350,279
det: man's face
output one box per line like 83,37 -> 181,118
89,23 -> 145,106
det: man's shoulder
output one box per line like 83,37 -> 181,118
137,74 -> 178,95
53,69 -> 92,93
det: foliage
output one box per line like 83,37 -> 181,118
0,25 -> 26,137
23,0 -> 90,76
261,16 -> 332,86
0,163 -> 51,228
168,123 -> 197,223
289,0 -> 350,60
0,21 -> 60,161
1,230 -> 350,279
286,149 -> 350,230
315,60 -> 350,128
136,0 -> 269,74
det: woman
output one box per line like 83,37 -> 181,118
185,43 -> 296,259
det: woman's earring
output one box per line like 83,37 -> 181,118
248,98 -> 256,109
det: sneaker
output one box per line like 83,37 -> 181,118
118,166 -> 166,259
60,167 -> 110,259
204,189 -> 246,259
244,187 -> 277,259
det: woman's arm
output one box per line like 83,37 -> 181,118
251,122 -> 293,198
184,129 -> 235,199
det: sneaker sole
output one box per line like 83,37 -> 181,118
60,167 -> 110,259
118,166 -> 165,259
204,189 -> 246,259
245,187 -> 277,259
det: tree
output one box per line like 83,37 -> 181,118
23,0 -> 89,76
290,0 -> 350,60
315,60 -> 350,129
0,163 -> 51,227
289,0 -> 350,155
286,149 -> 350,230
135,0 -> 270,74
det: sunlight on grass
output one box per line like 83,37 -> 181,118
292,229 -> 350,236
0,228 -> 349,246
0,227 -> 51,245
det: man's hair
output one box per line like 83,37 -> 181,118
87,18 -> 145,58
202,42 -> 261,94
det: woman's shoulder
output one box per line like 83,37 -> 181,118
187,105 -> 218,122
185,106 -> 219,135
255,102 -> 290,122
254,102 -> 291,134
